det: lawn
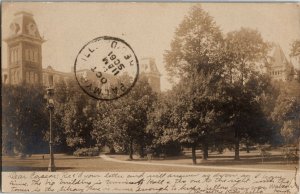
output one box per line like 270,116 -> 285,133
2,149 -> 298,172
2,154 -> 232,172
108,149 -> 298,171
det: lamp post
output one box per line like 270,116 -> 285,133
46,87 -> 56,172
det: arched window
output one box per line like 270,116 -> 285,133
15,49 -> 18,62
11,49 -> 17,63
25,49 -> 30,61
16,70 -> 19,83
43,73 -> 47,85
30,50 -> 34,61
34,50 -> 38,62
34,73 -> 38,83
13,71 -> 16,84
26,72 -> 30,83
30,72 -> 34,83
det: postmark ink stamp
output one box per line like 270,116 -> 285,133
74,36 -> 139,100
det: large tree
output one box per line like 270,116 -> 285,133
146,92 -> 182,157
54,79 -> 97,151
272,80 -> 300,145
171,74 -> 225,164
222,28 -> 270,160
2,85 -> 48,156
92,76 -> 157,159
164,5 -> 225,164
164,5 -> 224,79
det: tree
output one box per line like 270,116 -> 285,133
91,100 -> 118,153
2,85 -> 48,156
54,79 -> 97,151
164,5 -> 225,164
92,76 -> 157,159
290,40 -> 300,57
222,28 -> 270,160
164,5 -> 223,80
173,73 -> 228,164
272,80 -> 300,146
146,92 -> 182,157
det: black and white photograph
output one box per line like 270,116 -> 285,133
1,2 -> 300,193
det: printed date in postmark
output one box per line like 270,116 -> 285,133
74,36 -> 139,100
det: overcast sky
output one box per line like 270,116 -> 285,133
2,2 -> 300,91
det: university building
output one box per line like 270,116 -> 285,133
2,12 -> 161,93
265,43 -> 298,81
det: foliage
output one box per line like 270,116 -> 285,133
163,5 -> 272,163
146,92 -> 183,156
290,39 -> 300,57
54,79 -> 97,151
272,80 -> 300,145
2,85 -> 48,155
221,28 -> 271,160
163,5 -> 226,164
164,5 -> 223,80
73,147 -> 100,157
92,76 -> 157,159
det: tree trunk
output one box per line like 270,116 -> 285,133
246,143 -> 250,153
139,143 -> 145,158
202,142 -> 208,160
129,140 -> 133,160
234,129 -> 240,160
205,146 -> 209,159
192,144 -> 197,164
109,146 -> 116,154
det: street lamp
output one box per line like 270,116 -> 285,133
46,87 -> 56,172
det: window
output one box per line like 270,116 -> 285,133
10,48 -> 19,63
3,74 -> 8,84
25,49 -> 30,61
30,50 -> 34,61
26,72 -> 30,83
43,74 -> 47,85
34,73 -> 38,83
11,70 -> 19,84
25,48 -> 38,62
48,75 -> 54,86
11,71 -> 14,84
16,71 -> 19,83
34,50 -> 38,62
30,72 -> 34,83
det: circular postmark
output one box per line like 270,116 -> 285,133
74,36 -> 139,100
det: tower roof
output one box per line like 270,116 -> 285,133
6,11 -> 43,41
140,57 -> 160,75
267,43 -> 289,68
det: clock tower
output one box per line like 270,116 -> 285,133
5,11 -> 45,85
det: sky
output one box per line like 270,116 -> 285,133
2,2 -> 300,91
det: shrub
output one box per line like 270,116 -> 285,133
73,147 -> 100,157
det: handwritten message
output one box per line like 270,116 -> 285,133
2,172 -> 299,193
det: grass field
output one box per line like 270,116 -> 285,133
2,149 -> 299,172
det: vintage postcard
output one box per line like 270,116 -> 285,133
1,2 -> 300,193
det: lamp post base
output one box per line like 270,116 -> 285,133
48,159 -> 56,172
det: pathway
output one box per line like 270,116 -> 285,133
100,154 -> 294,172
